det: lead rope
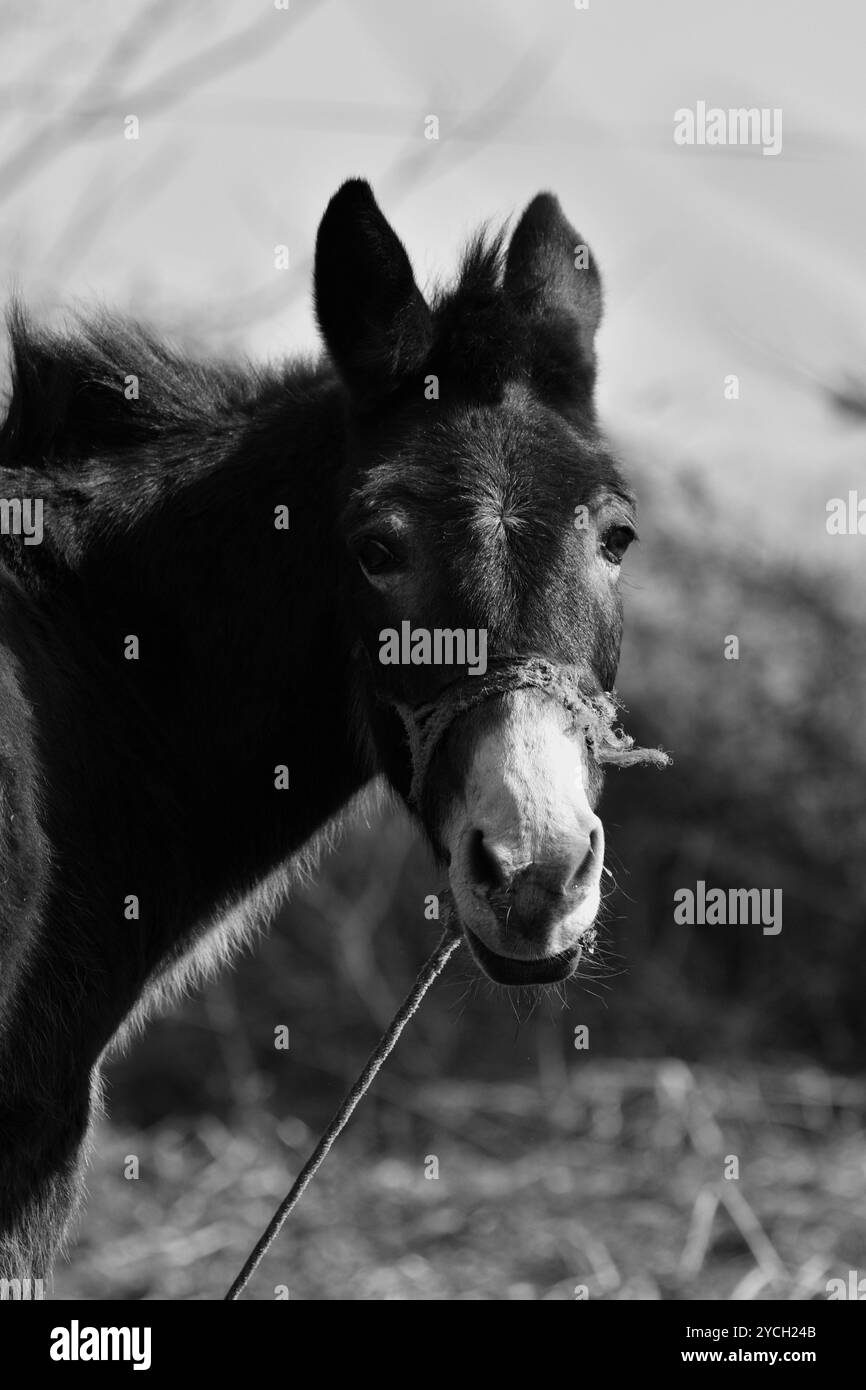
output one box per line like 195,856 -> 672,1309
224,925 -> 463,1300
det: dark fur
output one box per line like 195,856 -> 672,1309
0,179 -> 633,1280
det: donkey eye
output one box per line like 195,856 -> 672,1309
356,538 -> 400,578
601,524 -> 636,564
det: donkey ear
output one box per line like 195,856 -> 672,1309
314,179 -> 432,408
504,192 -> 602,406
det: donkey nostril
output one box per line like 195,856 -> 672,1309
570,823 -> 603,892
468,829 -> 508,892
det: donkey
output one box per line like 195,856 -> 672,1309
0,179 -> 646,1281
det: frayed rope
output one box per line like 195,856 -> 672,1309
390,657 -> 670,810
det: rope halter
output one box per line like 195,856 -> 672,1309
384,656 -> 670,813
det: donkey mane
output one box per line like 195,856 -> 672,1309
0,303 -> 315,470
426,227 -> 515,399
424,224 -> 593,412
2,215 -> 595,475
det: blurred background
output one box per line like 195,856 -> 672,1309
2,0 -> 865,1299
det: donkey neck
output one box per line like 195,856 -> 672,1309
19,367 -> 372,927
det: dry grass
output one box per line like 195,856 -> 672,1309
55,1061 -> 866,1301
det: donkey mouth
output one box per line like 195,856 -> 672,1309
464,927 -> 582,986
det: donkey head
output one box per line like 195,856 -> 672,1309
315,179 -> 638,987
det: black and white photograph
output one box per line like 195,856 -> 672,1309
0,0 -> 863,1355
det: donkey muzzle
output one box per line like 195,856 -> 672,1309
382,655 -> 666,988
443,688 -> 605,985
